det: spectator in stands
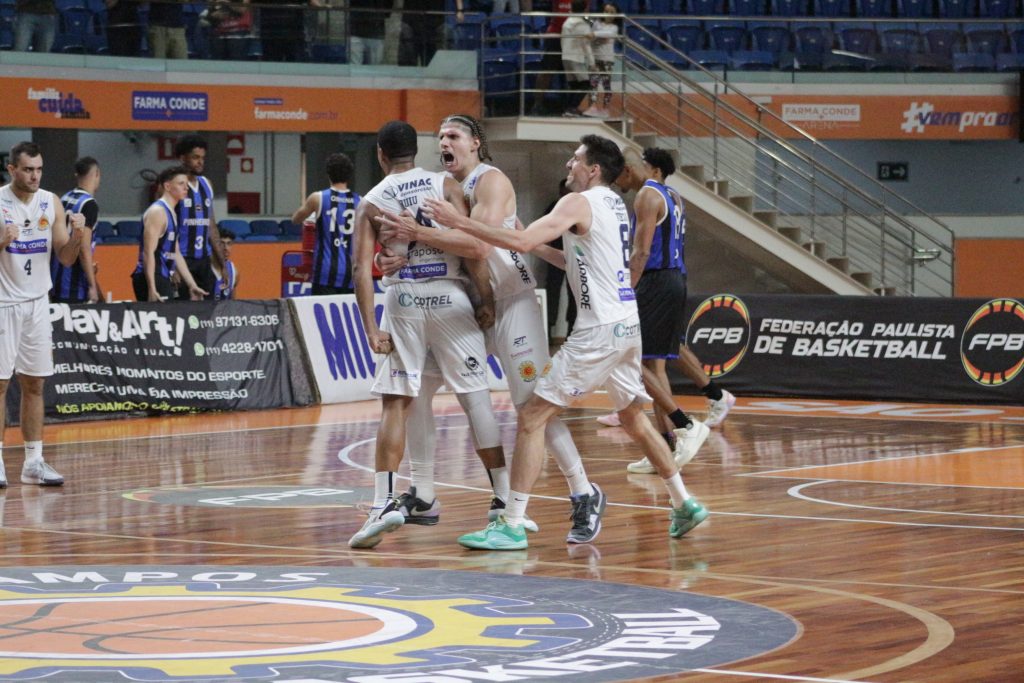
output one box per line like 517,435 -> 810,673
259,0 -> 324,62
560,0 -> 593,117
491,0 -> 519,13
207,0 -> 253,61
349,0 -> 388,65
148,0 -> 188,59
212,228 -> 238,299
582,2 -> 618,118
528,0 -> 572,115
13,0 -> 56,53
104,0 -> 142,56
51,157 -> 101,304
402,0 -> 445,66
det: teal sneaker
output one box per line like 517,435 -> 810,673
669,498 -> 708,538
458,516 -> 528,550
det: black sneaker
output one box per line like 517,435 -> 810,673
566,483 -> 607,544
395,487 -> 440,526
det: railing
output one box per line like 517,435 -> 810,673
478,13 -> 963,296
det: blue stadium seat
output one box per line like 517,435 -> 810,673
482,57 -> 520,116
280,220 -> 303,237
1,2 -> 17,50
652,46 -> 694,67
836,21 -> 879,52
938,0 -> 976,17
749,21 -> 792,54
489,16 -> 529,54
995,52 -> 1024,70
814,0 -> 852,17
879,21 -> 921,52
856,0 -> 892,16
218,219 -> 251,238
771,0 -> 810,15
182,3 -> 208,59
1011,26 -> 1024,53
644,0 -> 680,12
93,221 -> 115,240
730,48 -> 776,67
688,0 -> 727,14
731,0 -> 769,15
689,48 -> 730,68
952,51 -> 996,69
54,6 -> 94,53
895,0 -> 934,16
310,43 -> 346,63
451,13 -> 487,50
626,21 -> 662,51
922,23 -> 963,57
663,20 -> 704,52
963,22 -> 1008,55
249,220 -> 282,236
793,21 -> 834,63
114,220 -> 143,239
978,0 -> 1015,17
243,234 -> 278,242
706,20 -> 748,51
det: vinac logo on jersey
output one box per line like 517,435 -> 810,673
686,294 -> 751,377
960,298 -> 1024,386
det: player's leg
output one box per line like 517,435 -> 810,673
17,299 -> 62,486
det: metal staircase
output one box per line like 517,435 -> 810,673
479,15 -> 957,296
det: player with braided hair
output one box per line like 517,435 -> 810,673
377,114 -> 608,545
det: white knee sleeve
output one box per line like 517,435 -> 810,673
456,389 -> 501,451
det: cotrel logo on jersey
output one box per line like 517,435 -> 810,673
0,566 -> 797,682
686,295 -> 751,377
960,298 -> 1024,386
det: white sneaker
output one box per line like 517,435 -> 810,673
21,460 -> 64,486
348,503 -> 405,549
626,456 -> 657,474
488,498 -> 540,533
0,459 -> 6,488
706,390 -> 736,428
672,420 -> 710,467
596,412 -> 621,427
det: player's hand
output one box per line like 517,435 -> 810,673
188,284 -> 208,301
475,302 -> 495,331
87,285 -> 99,304
373,247 -> 407,277
375,210 -> 419,245
147,288 -> 165,302
68,212 -> 86,231
369,330 -> 394,355
0,223 -> 17,248
170,271 -> 182,287
421,198 -> 459,229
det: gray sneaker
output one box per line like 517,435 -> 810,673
348,500 -> 404,549
21,460 -> 64,486
566,483 -> 607,544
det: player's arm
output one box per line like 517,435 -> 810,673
0,222 -> 17,251
375,178 -> 489,259
171,238 -> 207,300
464,256 -> 495,330
79,201 -> 100,302
52,196 -> 84,267
141,206 -> 167,301
290,192 -> 319,226
203,179 -> 225,262
354,200 -> 391,354
423,192 -> 589,254
628,186 -> 662,288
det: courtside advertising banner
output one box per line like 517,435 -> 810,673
290,293 -> 549,404
29,300 -> 295,421
683,294 -> 1024,405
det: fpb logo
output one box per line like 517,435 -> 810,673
686,294 -> 751,377
960,298 -> 1024,386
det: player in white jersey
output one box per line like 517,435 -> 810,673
349,120 -> 499,550
424,134 -> 709,550
0,141 -> 86,488
377,114 -> 607,544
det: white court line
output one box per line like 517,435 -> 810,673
743,442 -> 1024,477
689,669 -> 875,683
788,480 -> 1024,520
337,439 -> 1024,532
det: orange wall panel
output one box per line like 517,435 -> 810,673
955,239 -> 1024,298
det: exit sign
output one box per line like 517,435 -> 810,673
878,162 -> 909,181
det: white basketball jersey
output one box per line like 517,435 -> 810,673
562,186 -> 637,330
460,163 -> 536,299
0,185 -> 57,304
364,168 -> 465,287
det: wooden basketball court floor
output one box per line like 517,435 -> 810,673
3,393 -> 1024,682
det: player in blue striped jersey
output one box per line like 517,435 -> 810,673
290,153 -> 361,295
50,157 -> 101,304
174,136 -> 224,300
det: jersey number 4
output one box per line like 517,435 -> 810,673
24,259 -> 32,276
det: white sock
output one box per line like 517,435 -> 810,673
406,377 -> 440,502
504,490 -> 530,527
373,471 -> 396,509
546,418 -> 591,497
663,473 -> 690,509
24,441 -> 43,466
488,466 -> 510,504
